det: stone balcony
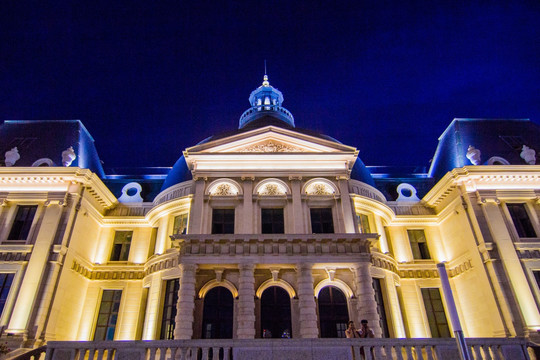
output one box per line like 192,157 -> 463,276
170,233 -> 378,265
10,338 -> 534,360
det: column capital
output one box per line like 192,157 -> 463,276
180,263 -> 198,273
238,262 -> 255,272
296,262 -> 313,272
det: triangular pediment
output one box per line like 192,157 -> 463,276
186,126 -> 356,154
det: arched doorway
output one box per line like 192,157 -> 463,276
318,286 -> 349,338
201,286 -> 234,339
260,286 -> 292,338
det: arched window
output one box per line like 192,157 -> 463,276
318,286 -> 349,338
260,286 -> 291,338
201,287 -> 234,339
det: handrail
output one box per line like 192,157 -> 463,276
8,345 -> 47,360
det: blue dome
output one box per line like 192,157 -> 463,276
160,155 -> 192,192
350,158 -> 375,186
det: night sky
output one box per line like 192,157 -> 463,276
2,1 -> 540,171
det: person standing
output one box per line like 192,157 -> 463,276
358,319 -> 375,338
345,320 -> 361,338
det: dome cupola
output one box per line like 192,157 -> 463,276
238,75 -> 295,129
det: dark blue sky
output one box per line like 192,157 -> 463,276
2,1 -> 539,170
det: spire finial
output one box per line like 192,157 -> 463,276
262,60 -> 270,86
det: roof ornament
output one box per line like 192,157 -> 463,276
396,183 -> 420,202
262,60 -> 270,86
4,147 -> 20,167
62,146 -> 77,167
466,145 -> 482,165
520,145 -> 536,165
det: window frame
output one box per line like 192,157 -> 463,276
261,208 -> 285,234
420,287 -> 451,338
109,230 -> 133,262
93,289 -> 123,341
357,213 -> 372,234
211,208 -> 235,234
505,203 -> 538,239
6,205 -> 38,242
407,229 -> 431,260
172,213 -> 189,235
310,207 -> 335,234
160,279 -> 179,340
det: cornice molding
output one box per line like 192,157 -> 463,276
424,166 -> 540,209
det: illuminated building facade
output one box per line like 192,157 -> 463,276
0,76 -> 539,353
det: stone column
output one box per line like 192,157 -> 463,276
174,263 -> 197,339
353,259 -> 382,337
290,177 -> 305,233
7,202 -> 63,335
296,263 -> 318,338
237,263 -> 256,338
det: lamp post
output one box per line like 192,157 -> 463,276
437,262 -> 471,360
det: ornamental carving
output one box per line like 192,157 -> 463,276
307,183 -> 333,195
212,184 -> 233,196
240,141 -> 303,153
259,183 -> 285,196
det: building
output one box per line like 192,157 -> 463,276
0,75 -> 539,356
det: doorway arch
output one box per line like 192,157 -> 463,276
260,286 -> 292,338
318,286 -> 349,338
201,286 -> 234,339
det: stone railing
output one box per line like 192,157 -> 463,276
11,337 -> 532,360
171,234 -> 377,259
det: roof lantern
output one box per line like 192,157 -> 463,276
238,74 -> 295,129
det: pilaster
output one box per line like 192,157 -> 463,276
242,179 -> 254,234
237,262 -> 256,339
188,179 -> 206,234
296,262 -> 318,338
290,177 -> 305,233
338,179 -> 355,233
353,260 -> 382,337
480,199 -> 540,331
7,202 -> 64,335
174,263 -> 197,339
142,274 -> 163,340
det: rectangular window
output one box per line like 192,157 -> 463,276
172,214 -> 188,235
261,208 -> 284,234
507,203 -> 537,238
533,271 -> 540,291
408,229 -> 431,260
212,209 -> 235,234
357,214 -> 372,233
110,231 -> 132,261
160,279 -> 179,340
8,206 -> 37,241
421,288 -> 451,338
94,290 -> 122,340
373,278 -> 390,338
0,273 -> 14,316
310,208 -> 334,234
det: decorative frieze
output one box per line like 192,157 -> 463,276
371,253 -> 398,274
153,181 -> 193,206
0,245 -> 32,262
172,234 -> 375,259
71,260 -> 145,280
397,259 -> 473,278
239,141 -> 302,153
